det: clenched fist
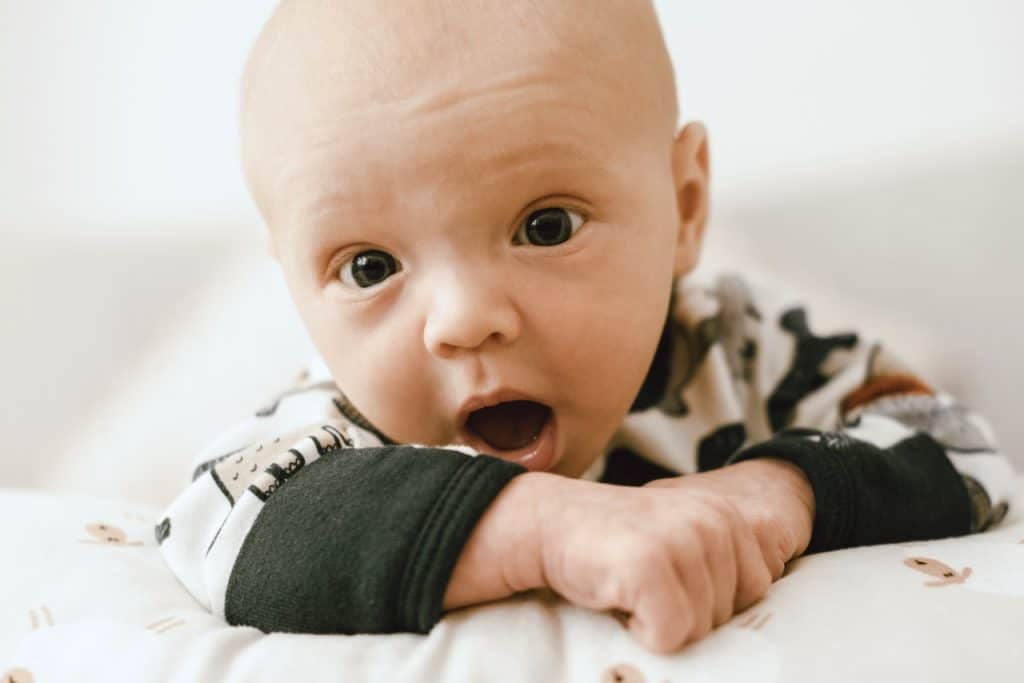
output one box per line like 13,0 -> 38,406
643,457 -> 815,582
535,475 -> 776,652
445,460 -> 813,654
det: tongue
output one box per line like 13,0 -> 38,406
466,400 -> 551,451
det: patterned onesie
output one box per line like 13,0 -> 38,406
155,271 -> 1017,635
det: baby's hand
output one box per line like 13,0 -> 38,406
643,458 -> 815,582
444,461 -> 812,654
524,474 -> 775,653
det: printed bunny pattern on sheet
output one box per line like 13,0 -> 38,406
3,514 -> 186,681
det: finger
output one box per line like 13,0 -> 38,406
670,528 -> 716,645
729,510 -> 774,613
752,519 -> 787,581
626,554 -> 695,654
696,509 -> 738,628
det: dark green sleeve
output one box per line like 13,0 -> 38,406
224,446 -> 526,634
725,428 -> 973,553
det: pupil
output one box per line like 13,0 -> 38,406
352,250 -> 396,287
526,208 -> 571,246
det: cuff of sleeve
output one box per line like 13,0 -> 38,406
724,430 -> 972,553
400,454 -> 527,633
225,447 -> 525,636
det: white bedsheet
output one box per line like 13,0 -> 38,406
3,480 -> 1024,682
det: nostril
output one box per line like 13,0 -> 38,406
424,294 -> 521,355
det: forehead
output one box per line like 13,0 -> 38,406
269,65 -> 651,235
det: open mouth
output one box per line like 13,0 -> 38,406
465,400 -> 553,452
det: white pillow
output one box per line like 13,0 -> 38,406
3,483 -> 1024,682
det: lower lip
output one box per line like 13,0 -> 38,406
502,413 -> 558,472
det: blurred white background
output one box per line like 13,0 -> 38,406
1,0 -> 1021,506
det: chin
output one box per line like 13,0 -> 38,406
549,448 -> 598,479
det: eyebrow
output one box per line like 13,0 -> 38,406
288,134 -> 618,243
477,136 -> 610,179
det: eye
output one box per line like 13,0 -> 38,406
337,249 -> 402,289
514,207 -> 585,247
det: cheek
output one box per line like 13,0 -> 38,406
561,288 -> 667,404
536,221 -> 675,398
564,219 -> 675,328
545,238 -> 673,474
303,302 -> 437,444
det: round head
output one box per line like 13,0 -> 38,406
240,0 -> 710,476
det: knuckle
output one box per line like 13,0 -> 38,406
696,509 -> 731,538
685,503 -> 732,544
613,538 -> 671,603
737,566 -> 772,610
707,491 -> 742,519
776,526 -> 798,561
646,626 -> 683,654
627,536 -> 669,569
687,617 -> 713,645
630,608 -> 688,655
751,564 -> 773,595
738,500 -> 770,528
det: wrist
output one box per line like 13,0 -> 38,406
738,457 -> 816,557
493,471 -> 564,592
761,454 -> 815,557
443,471 -> 560,610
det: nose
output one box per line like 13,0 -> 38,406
422,265 -> 521,358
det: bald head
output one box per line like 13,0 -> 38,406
239,0 -> 679,225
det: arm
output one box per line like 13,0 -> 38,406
712,274 -> 1017,553
156,380 -> 526,635
223,439 -> 524,633
442,472 -> 553,610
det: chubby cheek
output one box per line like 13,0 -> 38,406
554,304 -> 659,469
543,233 -> 675,471
563,229 -> 673,380
287,278 -> 438,445
316,320 -> 438,445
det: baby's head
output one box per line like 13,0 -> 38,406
241,0 -> 709,477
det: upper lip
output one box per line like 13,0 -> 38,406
455,387 -> 547,447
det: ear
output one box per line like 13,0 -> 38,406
670,121 -> 710,278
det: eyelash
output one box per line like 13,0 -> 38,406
330,205 -> 588,290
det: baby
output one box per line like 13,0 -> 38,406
156,0 -> 1016,655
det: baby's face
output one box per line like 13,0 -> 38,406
244,0 -> 708,476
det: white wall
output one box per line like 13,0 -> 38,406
0,0 -> 277,236
2,1 -> 1022,235
655,0 -> 1024,198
